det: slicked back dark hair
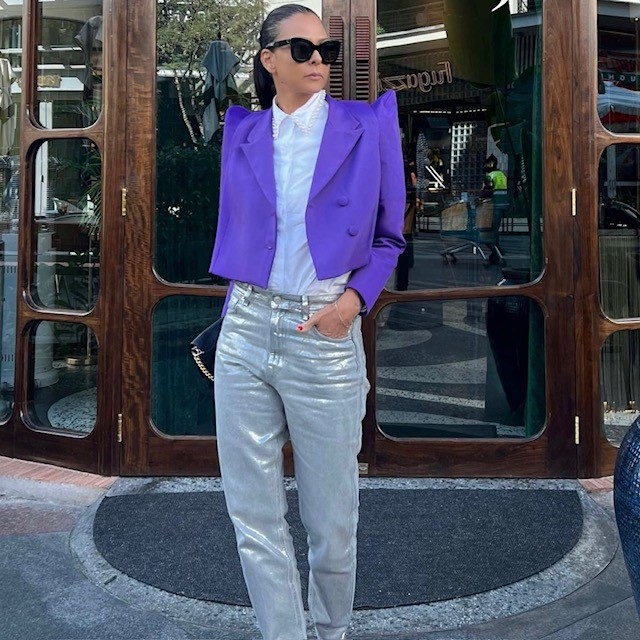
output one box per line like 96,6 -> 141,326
253,4 -> 318,109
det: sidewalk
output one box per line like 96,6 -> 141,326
0,455 -> 638,640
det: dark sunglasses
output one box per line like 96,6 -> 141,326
264,37 -> 341,64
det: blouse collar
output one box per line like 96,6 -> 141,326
272,89 -> 327,140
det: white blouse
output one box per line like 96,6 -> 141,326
267,89 -> 351,296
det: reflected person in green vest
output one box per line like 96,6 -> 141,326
478,154 -> 507,265
481,153 -> 507,196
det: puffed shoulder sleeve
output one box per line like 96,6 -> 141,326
347,91 -> 406,314
220,105 -> 250,166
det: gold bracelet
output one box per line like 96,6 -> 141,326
334,301 -> 351,329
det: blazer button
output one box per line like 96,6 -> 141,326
338,196 -> 349,206
348,225 -> 358,236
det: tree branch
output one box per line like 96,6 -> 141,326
173,74 -> 198,145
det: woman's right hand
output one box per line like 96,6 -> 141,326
297,289 -> 361,339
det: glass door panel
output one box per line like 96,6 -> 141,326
376,296 -> 545,439
595,0 -> 640,465
601,330 -> 640,446
0,2 -> 22,423
598,145 -> 640,320
118,0 -> 580,476
149,3 -> 263,439
154,2 -> 261,286
32,138 -> 101,311
377,0 -> 543,291
598,144 -> 640,444
37,1 -> 103,129
26,320 -> 98,436
151,295 -> 223,437
374,0 -> 547,446
598,0 -> 640,134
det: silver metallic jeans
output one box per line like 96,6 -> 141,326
214,282 -> 370,640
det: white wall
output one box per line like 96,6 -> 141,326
265,0 -> 322,18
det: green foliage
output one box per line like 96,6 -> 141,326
157,0 -> 263,69
157,0 -> 263,144
155,0 -> 262,279
156,139 -> 220,231
154,137 -> 223,283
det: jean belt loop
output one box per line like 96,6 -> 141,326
302,296 -> 310,321
241,285 -> 252,306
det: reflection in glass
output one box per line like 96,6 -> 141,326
377,0 -> 543,290
152,295 -> 225,436
27,321 -> 97,435
376,297 -> 545,439
598,1 -> 640,134
0,3 -> 22,422
33,138 -> 101,311
154,2 -> 262,284
602,331 -> 640,446
598,145 -> 640,320
37,2 -> 103,129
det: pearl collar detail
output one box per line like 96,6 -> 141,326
272,89 -> 327,140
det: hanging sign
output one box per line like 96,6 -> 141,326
378,61 -> 453,93
601,71 -> 640,87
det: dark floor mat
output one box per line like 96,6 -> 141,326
93,488 -> 582,609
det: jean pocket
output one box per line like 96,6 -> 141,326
311,325 -> 352,343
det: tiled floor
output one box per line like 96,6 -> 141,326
580,476 -> 614,493
0,453 -> 617,495
0,455 -> 117,489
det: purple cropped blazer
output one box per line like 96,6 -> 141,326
209,90 -> 406,314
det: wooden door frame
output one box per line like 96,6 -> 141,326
122,0 -> 224,475
4,0 -> 622,479
121,0 -> 377,476
573,0 -> 636,478
0,0 -> 127,475
342,0 -> 578,477
120,0 -> 578,477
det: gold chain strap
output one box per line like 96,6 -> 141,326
191,346 -> 215,382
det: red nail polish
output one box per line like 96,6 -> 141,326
297,325 -> 303,331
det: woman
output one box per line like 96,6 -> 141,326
209,4 -> 405,639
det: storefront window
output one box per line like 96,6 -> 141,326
598,1 -> 640,135
602,330 -> 640,446
0,3 -> 22,423
36,2 -> 103,129
151,295 -> 224,437
151,4 -> 262,437
376,297 -> 545,439
32,138 -> 101,312
377,0 -> 543,291
599,145 -> 640,321
154,2 -> 262,285
598,2 -> 640,447
26,321 -> 97,435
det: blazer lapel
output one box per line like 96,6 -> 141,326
240,110 -> 277,207
238,95 -> 363,207
308,95 -> 363,201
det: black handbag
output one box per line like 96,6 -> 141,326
190,318 -> 223,382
